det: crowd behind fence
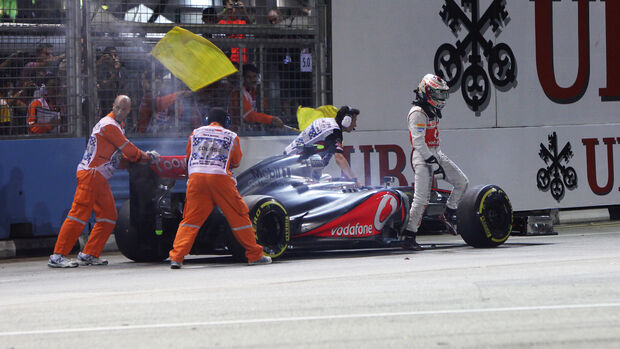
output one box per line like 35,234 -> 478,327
0,0 -> 328,138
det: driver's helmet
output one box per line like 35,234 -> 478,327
418,74 -> 449,110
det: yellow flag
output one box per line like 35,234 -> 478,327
151,26 -> 238,91
296,105 -> 338,131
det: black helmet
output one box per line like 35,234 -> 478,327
205,107 -> 231,128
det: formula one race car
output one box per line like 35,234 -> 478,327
114,153 -> 513,262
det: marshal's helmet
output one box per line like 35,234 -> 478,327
417,74 -> 449,110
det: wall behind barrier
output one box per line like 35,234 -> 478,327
0,138 -> 84,239
0,138 -> 188,239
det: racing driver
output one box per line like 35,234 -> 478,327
404,74 -> 469,250
168,108 -> 272,268
284,106 -> 361,186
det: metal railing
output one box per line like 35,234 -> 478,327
0,0 -> 329,138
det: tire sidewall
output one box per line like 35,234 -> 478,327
250,198 -> 290,258
458,185 -> 513,247
114,200 -> 170,262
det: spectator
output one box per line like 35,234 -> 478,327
202,7 -> 225,40
137,70 -> 192,134
217,0 -> 252,64
218,0 -> 253,23
168,78 -> 234,137
96,46 -> 125,117
286,1 -> 313,28
192,78 -> 233,123
20,43 -> 63,88
264,8 -> 286,116
267,8 -> 283,25
6,77 -> 33,135
0,50 -> 27,89
55,58 -> 68,132
0,50 -> 23,70
0,78 -> 12,135
27,75 -> 60,134
230,63 -> 284,132
202,7 -> 217,25
0,76 -> 29,135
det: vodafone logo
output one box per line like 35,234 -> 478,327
331,223 -> 373,237
374,193 -> 398,231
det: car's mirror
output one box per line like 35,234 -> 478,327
304,154 -> 324,168
383,176 -> 398,187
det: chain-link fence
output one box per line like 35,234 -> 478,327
0,0 -> 328,138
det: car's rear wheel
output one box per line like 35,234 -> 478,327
227,196 -> 290,261
115,200 -> 171,262
251,197 -> 290,258
457,185 -> 513,247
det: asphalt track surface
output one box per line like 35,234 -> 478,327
1,222 -> 619,349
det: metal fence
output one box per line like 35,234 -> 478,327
0,0 -> 329,138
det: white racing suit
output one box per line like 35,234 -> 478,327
407,104 -> 468,233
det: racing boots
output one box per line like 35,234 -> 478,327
440,207 -> 458,236
401,233 -> 423,251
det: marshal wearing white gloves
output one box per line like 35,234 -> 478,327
404,74 -> 469,250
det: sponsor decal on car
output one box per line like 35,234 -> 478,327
374,193 -> 399,231
250,166 -> 292,181
150,155 -> 188,179
301,191 -> 401,238
331,223 -> 373,237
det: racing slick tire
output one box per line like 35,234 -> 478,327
114,200 -> 170,262
228,195 -> 290,261
457,184 -> 513,248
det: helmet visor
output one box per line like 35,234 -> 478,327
430,88 -> 449,102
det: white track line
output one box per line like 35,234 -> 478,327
1,303 -> 619,337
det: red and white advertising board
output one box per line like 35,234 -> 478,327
240,0 -> 620,212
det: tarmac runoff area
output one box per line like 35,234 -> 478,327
0,219 -> 619,348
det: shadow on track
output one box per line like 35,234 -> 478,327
115,239 -> 551,268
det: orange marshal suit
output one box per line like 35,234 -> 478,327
169,122 -> 264,263
53,112 -> 144,257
